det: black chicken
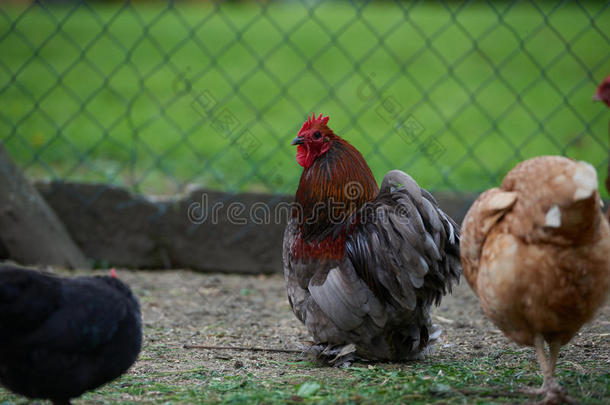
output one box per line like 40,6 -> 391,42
0,265 -> 142,405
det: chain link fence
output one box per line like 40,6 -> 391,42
1,0 -> 609,198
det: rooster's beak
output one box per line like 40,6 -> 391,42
292,136 -> 304,145
592,93 -> 601,101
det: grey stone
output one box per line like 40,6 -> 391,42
34,180 -> 483,273
0,143 -> 90,269
36,182 -> 292,273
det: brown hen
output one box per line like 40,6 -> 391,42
461,156 -> 610,404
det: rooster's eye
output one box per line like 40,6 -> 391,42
313,131 -> 322,139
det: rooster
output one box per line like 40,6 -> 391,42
282,113 -> 461,364
593,74 -> 610,221
461,156 -> 610,404
0,265 -> 142,405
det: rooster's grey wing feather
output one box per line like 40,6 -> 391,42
346,169 -> 461,310
308,264 -> 387,331
283,218 -> 387,347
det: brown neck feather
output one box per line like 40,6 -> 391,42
294,138 -> 379,241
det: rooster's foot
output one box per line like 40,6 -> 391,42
303,343 -> 359,367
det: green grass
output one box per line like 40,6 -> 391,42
1,1 -> 609,195
0,357 -> 608,404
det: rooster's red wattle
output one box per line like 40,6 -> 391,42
283,113 -> 462,364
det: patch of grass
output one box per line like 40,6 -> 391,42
1,356 -> 607,404
1,1 -> 609,195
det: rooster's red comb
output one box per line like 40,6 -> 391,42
298,113 -> 330,135
110,268 -> 117,278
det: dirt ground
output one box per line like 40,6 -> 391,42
117,269 -> 609,383
2,268 -> 607,404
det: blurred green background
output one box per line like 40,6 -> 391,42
1,0 -> 609,196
